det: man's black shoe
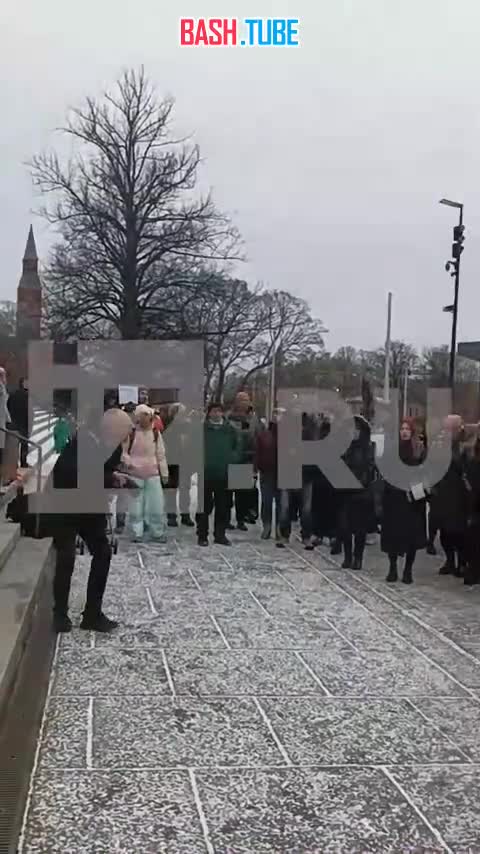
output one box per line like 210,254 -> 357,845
181,515 -> 195,527
53,613 -> 72,633
167,515 -> 178,527
197,538 -> 208,547
226,522 -> 235,530
80,612 -> 119,633
237,522 -> 248,531
426,543 -> 437,556
214,536 -> 232,546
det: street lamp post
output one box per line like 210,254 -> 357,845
440,198 -> 464,391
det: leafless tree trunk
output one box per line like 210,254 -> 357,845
31,67 -> 241,340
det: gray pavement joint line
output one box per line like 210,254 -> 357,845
287,545 -> 480,701
209,615 -> 231,649
380,766 -> 454,854
17,636 -> 61,854
405,698 -> 473,764
246,541 -> 262,557
253,697 -> 293,766
294,651 -> 333,696
187,566 -> 203,591
248,590 -> 273,618
188,768 -> 216,854
274,568 -> 297,591
26,762 -> 480,772
59,692 -> 477,700
86,697 -> 94,769
136,549 -> 145,569
161,648 -> 177,697
218,551 -> 235,571
145,586 -> 158,616
322,615 -> 359,653
344,565 -> 480,671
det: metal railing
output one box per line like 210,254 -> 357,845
0,427 -> 43,538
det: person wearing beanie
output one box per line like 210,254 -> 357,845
123,404 -> 169,542
381,417 -> 427,584
197,402 -> 239,546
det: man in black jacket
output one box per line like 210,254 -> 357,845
8,378 -> 29,467
51,408 -> 133,634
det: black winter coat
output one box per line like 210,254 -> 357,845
429,443 -> 468,533
338,439 -> 377,536
381,440 -> 426,555
48,433 -> 122,532
8,388 -> 28,432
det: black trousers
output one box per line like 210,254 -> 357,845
53,515 -> 112,617
465,522 -> 480,584
165,464 -> 191,516
196,479 -> 229,539
440,529 -> 466,567
389,548 -> 416,569
428,514 -> 438,546
234,490 -> 251,524
14,424 -> 29,467
343,532 -> 366,561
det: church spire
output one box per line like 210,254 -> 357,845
23,225 -> 38,262
17,225 -> 42,341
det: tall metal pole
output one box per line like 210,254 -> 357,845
449,205 -> 463,391
402,364 -> 409,417
269,344 -> 276,422
384,292 -> 393,403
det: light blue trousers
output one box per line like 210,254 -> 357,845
128,476 -> 166,540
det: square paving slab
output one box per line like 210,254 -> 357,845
301,647 -> 467,697
259,697 -> 466,765
52,646 -> 171,696
93,696 -> 284,768
392,765 -> 480,853
166,649 -> 325,696
21,770 -> 205,854
195,767 -> 445,853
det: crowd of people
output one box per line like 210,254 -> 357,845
94,388 -> 480,587
25,383 -> 480,634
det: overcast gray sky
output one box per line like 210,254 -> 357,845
2,0 -> 480,352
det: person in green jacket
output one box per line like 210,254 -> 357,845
54,414 -> 71,454
197,401 -> 239,546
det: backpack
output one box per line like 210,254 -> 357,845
128,427 -> 159,454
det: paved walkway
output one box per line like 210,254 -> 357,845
18,526 -> 480,853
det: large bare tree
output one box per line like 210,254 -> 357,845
31,67 -> 240,340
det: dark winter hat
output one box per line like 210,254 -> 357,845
207,401 -> 224,416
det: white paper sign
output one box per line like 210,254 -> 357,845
410,482 -> 425,501
118,385 -> 138,405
